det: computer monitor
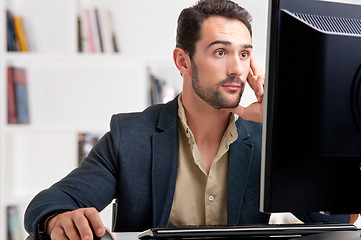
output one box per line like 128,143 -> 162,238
260,0 -> 361,214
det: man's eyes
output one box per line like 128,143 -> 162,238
214,49 -> 226,57
213,49 -> 250,59
240,51 -> 250,59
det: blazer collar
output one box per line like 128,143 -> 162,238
156,96 -> 179,132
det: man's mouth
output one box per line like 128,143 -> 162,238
221,83 -> 241,91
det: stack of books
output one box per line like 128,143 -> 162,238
7,10 -> 29,52
78,8 -> 119,53
7,66 -> 30,124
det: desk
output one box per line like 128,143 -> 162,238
26,230 -> 361,240
113,232 -> 139,240
112,231 -> 361,240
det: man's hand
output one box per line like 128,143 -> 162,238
46,208 -> 111,240
226,100 -> 263,123
247,54 -> 265,103
350,214 -> 359,224
224,54 -> 265,123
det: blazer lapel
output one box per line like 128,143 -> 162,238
151,98 -> 179,227
227,119 -> 254,224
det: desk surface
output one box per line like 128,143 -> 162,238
112,231 -> 361,240
113,232 -> 139,240
26,230 -> 361,240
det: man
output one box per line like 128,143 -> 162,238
25,0 -> 354,239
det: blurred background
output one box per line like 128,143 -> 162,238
1,0 -> 360,239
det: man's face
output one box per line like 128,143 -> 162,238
190,16 -> 252,109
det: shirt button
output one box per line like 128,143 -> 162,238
208,196 -> 215,202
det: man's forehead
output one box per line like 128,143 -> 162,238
199,16 -> 252,47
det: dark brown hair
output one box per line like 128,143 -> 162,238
176,0 -> 253,59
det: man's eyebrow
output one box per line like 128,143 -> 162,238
207,40 -> 232,48
243,44 -> 253,49
207,40 -> 253,49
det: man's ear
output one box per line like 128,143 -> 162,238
173,48 -> 191,76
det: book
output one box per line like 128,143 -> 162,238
13,15 -> 29,52
7,66 -> 17,124
77,15 -> 82,52
85,9 -> 96,52
97,8 -> 114,53
90,9 -> 101,52
7,10 -> 17,51
78,132 -> 102,165
78,7 -> 119,53
12,67 -> 30,124
80,10 -> 90,53
108,10 -> 119,53
77,7 -> 119,53
94,8 -> 104,52
7,205 -> 23,240
112,31 -> 119,53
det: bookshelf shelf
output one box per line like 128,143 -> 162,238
4,54 -> 175,66
4,124 -> 108,134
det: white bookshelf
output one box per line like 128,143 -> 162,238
0,0 -> 270,239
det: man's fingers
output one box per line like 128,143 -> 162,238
47,208 -> 105,240
254,75 -> 265,100
105,227 -> 116,240
247,73 -> 264,102
247,55 -> 265,102
50,226 -> 75,240
221,105 -> 246,119
50,214 -> 80,240
84,208 -> 106,237
255,75 -> 265,102
63,223 -> 82,240
250,54 -> 264,76
73,212 -> 94,240
222,101 -> 263,123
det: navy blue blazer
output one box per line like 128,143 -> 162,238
24,96 -> 350,239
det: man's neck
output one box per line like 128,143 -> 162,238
181,93 -> 232,173
183,99 -> 230,140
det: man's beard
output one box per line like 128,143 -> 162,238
191,60 -> 245,109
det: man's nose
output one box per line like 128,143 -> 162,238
227,55 -> 246,77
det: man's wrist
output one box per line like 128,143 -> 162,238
38,213 -> 60,239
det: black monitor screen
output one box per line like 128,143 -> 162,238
261,0 -> 361,214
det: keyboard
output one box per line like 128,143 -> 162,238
138,223 -> 358,239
